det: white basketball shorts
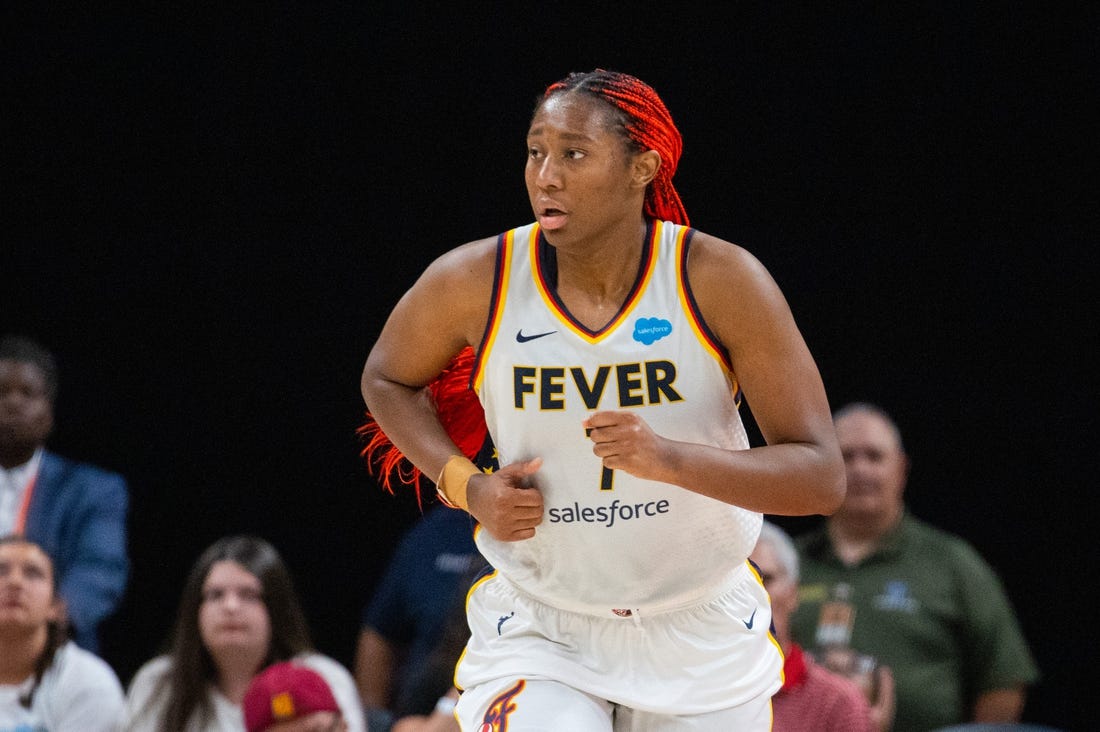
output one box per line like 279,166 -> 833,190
453,561 -> 782,728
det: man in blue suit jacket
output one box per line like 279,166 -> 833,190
0,334 -> 129,654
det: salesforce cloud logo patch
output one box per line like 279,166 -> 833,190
633,317 -> 672,345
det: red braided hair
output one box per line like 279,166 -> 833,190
543,69 -> 689,226
358,346 -> 487,505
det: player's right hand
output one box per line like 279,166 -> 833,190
467,457 -> 543,541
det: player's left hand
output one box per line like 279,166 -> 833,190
583,410 -> 670,482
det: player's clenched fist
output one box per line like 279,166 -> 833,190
584,410 -> 669,481
467,457 -> 544,541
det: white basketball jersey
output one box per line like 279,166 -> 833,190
472,220 -> 762,614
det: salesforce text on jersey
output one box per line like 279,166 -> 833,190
547,498 -> 671,527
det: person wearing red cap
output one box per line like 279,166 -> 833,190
243,661 -> 346,732
360,69 -> 845,730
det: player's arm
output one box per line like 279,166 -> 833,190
362,239 -> 543,539
585,233 -> 844,515
362,238 -> 496,480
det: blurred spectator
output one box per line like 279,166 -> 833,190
124,535 -> 365,731
751,520 -> 884,732
791,402 -> 1039,732
244,660 -> 347,732
354,503 -> 479,726
0,334 -> 129,653
385,556 -> 490,732
390,687 -> 458,732
0,534 -> 125,731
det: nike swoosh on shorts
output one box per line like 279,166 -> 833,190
742,608 -> 757,629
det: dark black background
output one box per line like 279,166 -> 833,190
5,4 -> 1094,730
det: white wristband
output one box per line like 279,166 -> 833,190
434,695 -> 458,716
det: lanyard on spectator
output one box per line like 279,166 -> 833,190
13,467 -> 38,534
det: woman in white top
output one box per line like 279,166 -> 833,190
124,535 -> 365,732
0,534 -> 125,732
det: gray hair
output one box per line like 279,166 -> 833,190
833,401 -> 905,453
757,520 -> 799,583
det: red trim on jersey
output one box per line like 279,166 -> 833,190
678,229 -> 733,372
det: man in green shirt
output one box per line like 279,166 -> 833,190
790,402 -> 1038,732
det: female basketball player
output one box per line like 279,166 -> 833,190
361,69 -> 845,730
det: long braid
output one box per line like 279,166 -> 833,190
359,346 -> 487,503
544,70 -> 689,226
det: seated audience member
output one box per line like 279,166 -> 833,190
750,521 -> 885,732
791,402 -> 1040,732
386,557 -> 491,732
244,660 -> 348,732
0,334 -> 129,653
124,535 -> 366,732
390,688 -> 458,732
354,502 -> 479,724
0,535 -> 126,731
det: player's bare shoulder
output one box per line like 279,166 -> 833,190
685,230 -> 794,347
422,234 -> 500,285
400,234 -> 501,346
410,235 -> 499,309
686,230 -> 778,302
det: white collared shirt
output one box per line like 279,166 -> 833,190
0,447 -> 43,534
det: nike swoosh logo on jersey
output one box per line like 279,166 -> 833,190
516,329 -> 557,343
742,608 -> 757,630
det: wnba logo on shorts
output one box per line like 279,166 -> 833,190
478,679 -> 525,731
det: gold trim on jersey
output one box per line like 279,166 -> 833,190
674,226 -> 742,403
531,221 -> 661,344
472,228 -> 517,394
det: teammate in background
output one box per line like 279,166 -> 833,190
0,535 -> 126,731
360,68 -> 844,729
791,402 -> 1039,731
750,520 -> 886,731
0,334 -> 129,653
